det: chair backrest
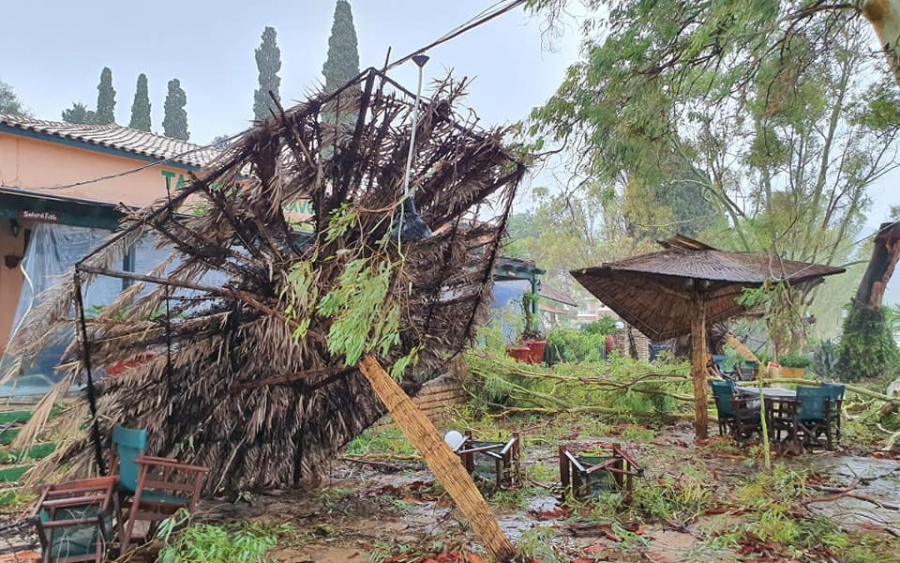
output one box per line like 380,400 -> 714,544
821,383 -> 845,402
112,425 -> 147,494
710,381 -> 736,417
797,387 -> 830,421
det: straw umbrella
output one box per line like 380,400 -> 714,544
571,236 -> 844,438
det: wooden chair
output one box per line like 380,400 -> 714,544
821,383 -> 845,443
796,387 -> 835,450
29,476 -> 117,563
111,426 -> 209,551
559,443 -> 642,500
764,397 -> 800,450
452,431 -> 520,489
711,381 -> 760,441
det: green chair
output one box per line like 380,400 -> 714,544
796,387 -> 835,450
711,380 -> 760,441
821,383 -> 845,442
111,425 -> 209,551
30,476 -> 117,563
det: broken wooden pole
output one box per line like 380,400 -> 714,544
359,355 -> 517,562
690,287 -> 709,439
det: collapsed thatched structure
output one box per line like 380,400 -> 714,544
4,68 -> 525,492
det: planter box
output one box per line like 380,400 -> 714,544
780,367 -> 806,379
507,340 -> 546,365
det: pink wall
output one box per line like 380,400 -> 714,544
0,134 -> 194,207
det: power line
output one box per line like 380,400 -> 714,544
386,0 -> 528,71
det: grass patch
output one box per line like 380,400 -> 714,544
158,521 -> 279,563
344,428 -> 418,458
0,442 -> 56,463
0,465 -> 31,484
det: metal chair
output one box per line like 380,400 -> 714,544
111,425 -> 209,551
452,431 -> 520,489
559,443 -> 642,500
29,477 -> 117,563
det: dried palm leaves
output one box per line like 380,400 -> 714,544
5,68 -> 525,492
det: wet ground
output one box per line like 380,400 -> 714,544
192,420 -> 900,562
3,419 -> 900,562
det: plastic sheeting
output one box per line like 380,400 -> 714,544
0,225 -> 176,397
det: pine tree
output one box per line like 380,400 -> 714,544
0,80 -> 28,116
162,79 -> 189,140
61,102 -> 96,124
322,0 -> 360,92
253,27 -> 282,120
129,73 -> 152,131
95,67 -> 116,124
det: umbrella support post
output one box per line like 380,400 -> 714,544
691,293 -> 709,439
359,355 -> 517,562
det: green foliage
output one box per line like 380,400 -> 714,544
838,304 -> 900,382
158,522 -> 276,563
253,26 -> 282,121
94,67 -> 116,124
61,102 -> 97,125
584,318 -> 617,336
0,80 -> 28,116
810,339 -> 840,379
344,428 -> 418,458
544,327 -> 607,364
129,73 -> 151,131
322,0 -> 360,93
777,352 -> 811,369
163,78 -> 189,140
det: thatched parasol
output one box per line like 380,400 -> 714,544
4,68 -> 526,494
571,235 -> 845,437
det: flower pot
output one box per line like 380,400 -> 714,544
780,367 -> 805,379
507,346 -> 531,363
522,340 -> 546,365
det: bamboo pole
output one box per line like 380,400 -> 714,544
358,355 -> 517,562
691,289 -> 710,439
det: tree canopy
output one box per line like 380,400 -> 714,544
253,27 -> 282,121
322,0 -> 360,92
129,73 -> 152,131
0,80 -> 28,116
61,102 -> 96,125
162,79 -> 189,140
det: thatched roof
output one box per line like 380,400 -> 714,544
571,235 -> 845,340
3,68 -> 525,492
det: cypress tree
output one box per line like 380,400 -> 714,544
95,67 -> 116,124
162,79 -> 189,140
322,0 -> 360,92
129,73 -> 152,131
253,27 -> 282,120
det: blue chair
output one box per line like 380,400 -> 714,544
112,425 -> 209,551
711,381 -> 760,441
821,383 -> 845,442
796,387 -> 835,450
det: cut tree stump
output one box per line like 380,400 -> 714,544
359,355 -> 517,562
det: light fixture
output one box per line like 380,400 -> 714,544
615,321 -> 625,331
9,218 -> 20,237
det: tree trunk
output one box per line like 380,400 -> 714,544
863,0 -> 900,87
690,290 -> 709,439
358,356 -> 517,562
854,222 -> 900,308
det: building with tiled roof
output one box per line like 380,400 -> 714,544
0,113 -> 223,358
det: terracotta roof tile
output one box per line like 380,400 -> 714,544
0,113 -> 220,168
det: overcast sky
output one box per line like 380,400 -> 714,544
1,0 -> 897,288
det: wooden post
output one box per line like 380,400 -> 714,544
359,355 -> 517,562
691,288 -> 709,439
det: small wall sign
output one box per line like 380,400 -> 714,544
19,210 -> 61,223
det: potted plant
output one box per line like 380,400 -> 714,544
778,353 -> 812,379
517,292 -> 546,364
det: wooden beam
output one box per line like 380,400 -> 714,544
358,355 -> 516,562
691,288 -> 709,439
